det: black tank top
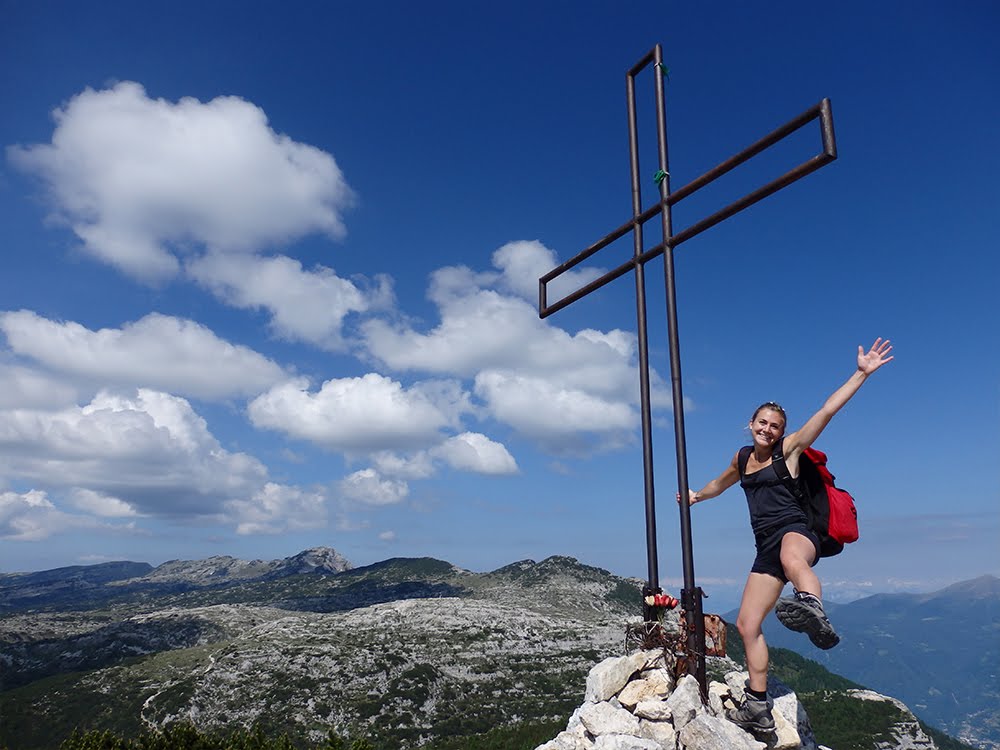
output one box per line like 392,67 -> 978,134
740,461 -> 808,537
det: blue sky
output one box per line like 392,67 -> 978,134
1,1 -> 997,610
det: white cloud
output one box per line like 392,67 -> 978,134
371,450 -> 437,480
0,362 -> 79,409
247,374 -> 472,452
491,239 -> 604,304
474,370 -> 635,448
0,311 -> 287,400
225,483 -> 328,535
0,490 -> 69,541
69,488 -> 139,518
0,388 -> 330,536
0,489 -> 143,541
8,82 -> 353,282
187,252 -> 393,350
363,274 -> 641,400
367,432 -> 517,478
360,243 -> 666,451
0,388 -> 267,516
431,432 -> 518,475
338,468 -> 409,506
378,530 -> 397,541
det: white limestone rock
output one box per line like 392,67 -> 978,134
585,651 -> 657,703
567,706 -> 585,732
536,729 -> 596,750
664,674 -> 704,731
637,664 -> 675,695
579,701 -> 643,737
633,698 -> 672,721
593,735 -> 661,750
678,713 -> 767,750
638,717 -> 677,748
619,676 -> 664,708
707,680 -> 730,717
771,703 -> 801,750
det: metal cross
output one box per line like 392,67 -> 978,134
538,44 -> 837,695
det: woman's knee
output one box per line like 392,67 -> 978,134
780,534 -> 816,571
780,549 -> 810,576
736,612 -> 764,640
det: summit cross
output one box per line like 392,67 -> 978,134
538,43 -> 837,695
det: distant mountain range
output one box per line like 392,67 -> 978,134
0,549 -> 989,750
0,546 -> 352,613
726,575 -> 1000,750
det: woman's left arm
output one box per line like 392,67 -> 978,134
784,338 -> 894,460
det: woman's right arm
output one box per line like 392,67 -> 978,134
685,452 -> 741,505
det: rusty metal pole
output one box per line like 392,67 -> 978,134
649,45 -> 707,696
625,56 -> 660,597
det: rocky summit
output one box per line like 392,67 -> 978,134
127,546 -> 353,585
535,646 -> 941,750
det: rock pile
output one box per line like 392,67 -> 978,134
535,649 -> 822,750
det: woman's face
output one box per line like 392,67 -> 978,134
750,408 -> 786,449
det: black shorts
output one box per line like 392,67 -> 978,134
751,522 -> 821,583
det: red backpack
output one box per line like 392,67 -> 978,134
740,442 -> 859,557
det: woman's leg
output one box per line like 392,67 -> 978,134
735,572 -> 785,692
779,532 -> 820,596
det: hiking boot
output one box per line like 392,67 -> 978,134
775,591 -> 840,649
725,694 -> 775,734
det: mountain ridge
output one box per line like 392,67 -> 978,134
1,551 -> 991,749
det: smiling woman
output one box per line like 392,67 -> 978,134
684,339 -> 893,733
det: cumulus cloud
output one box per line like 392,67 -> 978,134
363,272 -> 641,398
474,371 -> 635,448
0,311 -> 287,400
0,362 -> 79,409
0,490 -> 72,541
187,252 -> 393,349
491,239 -> 604,304
0,488 -> 144,541
225,483 -> 328,535
369,432 -> 518,479
0,389 -> 334,536
248,373 -> 472,453
360,240 -> 666,451
69,488 -> 139,517
0,389 -> 266,513
8,82 -> 353,282
338,468 -> 409,506
0,388 -> 327,536
432,432 -> 518,475
371,450 -> 437,480
6,82 -> 393,350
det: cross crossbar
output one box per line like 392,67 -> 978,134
539,99 -> 836,318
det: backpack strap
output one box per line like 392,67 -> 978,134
737,446 -> 753,478
769,439 -> 804,499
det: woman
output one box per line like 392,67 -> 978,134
684,338 -> 893,733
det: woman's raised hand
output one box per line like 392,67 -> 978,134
858,338 -> 894,375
